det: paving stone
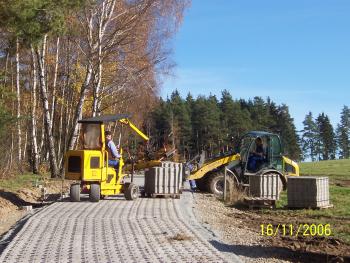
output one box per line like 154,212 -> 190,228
0,197 -> 229,263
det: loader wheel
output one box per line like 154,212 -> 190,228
124,183 -> 139,200
90,183 -> 100,202
70,183 -> 80,202
208,173 -> 235,196
195,176 -> 209,192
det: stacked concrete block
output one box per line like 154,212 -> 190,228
249,173 -> 282,200
287,176 -> 330,208
160,161 -> 185,182
144,167 -> 182,195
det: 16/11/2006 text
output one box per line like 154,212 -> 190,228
260,224 -> 331,237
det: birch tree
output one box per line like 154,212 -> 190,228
0,0 -> 189,176
30,47 -> 39,173
15,39 -> 22,162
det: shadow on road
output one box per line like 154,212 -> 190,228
209,240 -> 348,263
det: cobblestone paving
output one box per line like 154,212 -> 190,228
0,197 -> 230,263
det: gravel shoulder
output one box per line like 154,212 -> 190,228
193,193 -> 295,263
192,192 -> 349,263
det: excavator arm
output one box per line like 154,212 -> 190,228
118,118 -> 166,172
119,118 -> 149,141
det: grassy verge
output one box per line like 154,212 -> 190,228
300,159 -> 350,181
273,186 -> 350,244
0,173 -> 46,192
265,159 -> 350,244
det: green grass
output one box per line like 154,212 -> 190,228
300,159 -> 350,181
0,173 -> 46,192
272,159 -> 350,244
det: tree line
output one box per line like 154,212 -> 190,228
301,106 -> 350,161
148,90 -> 301,160
148,91 -> 350,162
0,1 -> 348,179
0,0 -> 189,178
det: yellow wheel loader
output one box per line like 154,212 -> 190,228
187,131 -> 299,195
64,114 -> 150,202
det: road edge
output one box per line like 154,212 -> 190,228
180,187 -> 243,263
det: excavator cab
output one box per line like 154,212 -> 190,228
65,114 -> 149,202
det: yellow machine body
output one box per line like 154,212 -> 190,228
187,131 -> 300,183
187,153 -> 299,181
282,156 -> 299,176
64,114 -> 148,197
188,154 -> 240,180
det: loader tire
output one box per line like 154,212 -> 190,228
195,176 -> 209,192
208,173 -> 235,196
90,183 -> 100,202
70,183 -> 80,202
124,183 -> 139,200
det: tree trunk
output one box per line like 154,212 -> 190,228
68,62 -> 93,150
23,131 -> 28,161
38,115 -> 45,159
35,35 -> 59,178
30,46 -> 39,174
50,37 -> 60,133
16,39 -> 22,162
92,18 -> 103,117
92,50 -> 102,117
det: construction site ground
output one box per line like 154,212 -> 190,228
194,192 -> 350,263
0,176 -> 349,262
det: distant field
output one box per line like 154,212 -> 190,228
272,159 -> 350,244
300,159 -> 350,181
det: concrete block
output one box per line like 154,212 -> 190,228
145,167 -> 182,195
287,176 -> 330,208
160,161 -> 185,182
249,173 -> 282,200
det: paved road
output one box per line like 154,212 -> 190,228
0,192 -> 237,263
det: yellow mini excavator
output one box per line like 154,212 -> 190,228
65,114 -> 154,202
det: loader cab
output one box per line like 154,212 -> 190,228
81,123 -> 104,150
240,131 -> 283,174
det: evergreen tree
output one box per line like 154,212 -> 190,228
219,90 -> 252,148
301,112 -> 318,161
316,113 -> 336,160
250,97 -> 274,130
184,93 -> 195,156
149,92 -> 302,161
150,98 -> 171,149
169,90 -> 192,155
191,95 -> 221,155
336,106 -> 350,159
272,104 -> 301,160
0,0 -> 86,46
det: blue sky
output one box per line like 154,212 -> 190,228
162,0 -> 350,130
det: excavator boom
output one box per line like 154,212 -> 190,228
119,118 -> 149,141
